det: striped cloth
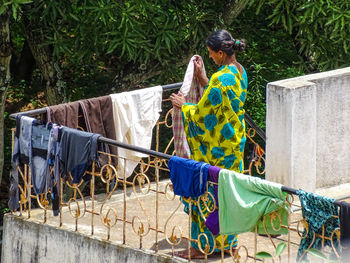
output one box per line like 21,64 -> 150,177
172,55 -> 205,158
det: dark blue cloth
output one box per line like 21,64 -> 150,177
297,189 -> 341,261
340,201 -> 350,261
168,156 -> 209,198
59,127 -> 100,184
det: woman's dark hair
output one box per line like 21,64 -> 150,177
206,29 -> 246,55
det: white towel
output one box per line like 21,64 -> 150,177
110,86 -> 163,178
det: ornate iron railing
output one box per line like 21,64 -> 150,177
8,85 -> 345,263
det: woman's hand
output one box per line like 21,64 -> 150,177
170,92 -> 186,109
193,56 -> 204,78
193,57 -> 209,87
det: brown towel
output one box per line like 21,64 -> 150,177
79,96 -> 118,164
47,101 -> 80,129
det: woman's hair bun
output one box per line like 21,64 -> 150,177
233,39 -> 246,53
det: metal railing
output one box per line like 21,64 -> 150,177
8,84 -> 345,263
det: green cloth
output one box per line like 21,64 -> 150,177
218,169 -> 289,235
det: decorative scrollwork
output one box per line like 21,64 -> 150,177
270,211 -> 283,232
36,193 -> 50,210
164,108 -> 173,128
197,232 -> 215,256
132,172 -> 151,195
132,215 -> 150,237
233,244 -> 249,263
297,219 -> 309,239
166,225 -> 182,246
99,164 -> 120,230
99,164 -> 118,183
197,191 -> 216,221
164,183 -> 175,201
248,155 -> 266,175
101,207 -> 118,228
164,201 -> 183,246
67,186 -> 86,219
330,227 -> 341,259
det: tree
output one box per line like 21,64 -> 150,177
0,0 -> 251,185
251,0 -> 350,71
0,5 -> 11,186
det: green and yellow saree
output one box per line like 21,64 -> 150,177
181,64 -> 247,252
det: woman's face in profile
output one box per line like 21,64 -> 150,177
207,46 -> 223,66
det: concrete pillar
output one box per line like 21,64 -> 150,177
266,67 -> 350,192
266,80 -> 317,192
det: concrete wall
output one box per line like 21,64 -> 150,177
266,67 -> 350,192
1,214 -> 183,263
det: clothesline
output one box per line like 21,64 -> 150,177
9,83 -> 266,141
9,83 -> 345,206
8,83 -> 183,120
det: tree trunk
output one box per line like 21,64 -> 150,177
223,0 -> 250,25
22,15 -> 66,105
0,9 -> 11,185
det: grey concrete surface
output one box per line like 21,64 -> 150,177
266,67 -> 350,192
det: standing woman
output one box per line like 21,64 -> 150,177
170,29 -> 248,259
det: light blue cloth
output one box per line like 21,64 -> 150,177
19,116 -> 34,162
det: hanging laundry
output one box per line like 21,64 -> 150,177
31,122 -> 51,194
340,201 -> 350,261
46,96 -> 118,166
205,165 -> 221,235
9,116 -> 60,212
110,86 -> 163,178
218,169 -> 289,235
79,96 -> 118,164
340,201 -> 350,242
8,115 -> 25,210
168,156 -> 210,198
172,55 -> 205,158
296,190 -> 340,261
9,116 -> 52,209
47,124 -> 61,216
17,116 -> 52,194
46,101 -> 80,129
59,127 -> 100,184
18,116 -> 34,163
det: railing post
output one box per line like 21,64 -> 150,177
123,159 -> 126,245
91,161 -> 95,236
155,158 -> 159,253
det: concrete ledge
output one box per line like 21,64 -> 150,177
1,214 -> 184,263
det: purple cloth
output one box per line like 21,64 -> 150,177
205,166 -> 221,235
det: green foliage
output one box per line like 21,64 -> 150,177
222,4 -> 307,129
20,1 -> 226,69
307,248 -> 328,260
245,62 -> 267,130
255,251 -> 273,259
307,248 -> 341,263
0,0 -> 32,19
275,242 -> 287,257
255,242 -> 287,261
250,0 -> 350,71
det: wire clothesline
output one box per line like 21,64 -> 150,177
8,83 -> 346,206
